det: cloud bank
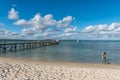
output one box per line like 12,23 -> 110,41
81,23 -> 120,40
2,8 -> 120,40
13,13 -> 75,39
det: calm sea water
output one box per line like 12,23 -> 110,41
1,40 -> 120,64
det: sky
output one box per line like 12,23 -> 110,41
1,0 -> 120,40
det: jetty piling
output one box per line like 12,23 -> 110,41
0,39 -> 59,53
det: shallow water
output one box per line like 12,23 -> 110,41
1,40 -> 120,64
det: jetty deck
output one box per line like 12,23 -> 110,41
0,39 -> 59,53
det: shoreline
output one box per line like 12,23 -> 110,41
0,57 -> 120,80
0,56 -> 120,69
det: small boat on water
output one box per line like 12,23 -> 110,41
76,40 -> 80,42
56,40 -> 59,42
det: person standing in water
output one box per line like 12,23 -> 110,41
102,52 -> 106,63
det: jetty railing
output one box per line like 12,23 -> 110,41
0,39 -> 59,53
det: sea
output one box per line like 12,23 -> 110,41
1,40 -> 120,64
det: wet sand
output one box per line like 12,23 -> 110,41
0,57 -> 120,80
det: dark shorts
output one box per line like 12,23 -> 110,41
102,58 -> 106,62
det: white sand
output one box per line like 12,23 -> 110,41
0,57 -> 120,80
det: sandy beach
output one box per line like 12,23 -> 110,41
0,57 -> 120,80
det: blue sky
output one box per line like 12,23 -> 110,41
1,0 -> 120,40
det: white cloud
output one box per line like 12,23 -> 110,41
14,13 -> 56,29
63,33 -> 73,36
63,16 -> 73,22
82,23 -> 120,34
14,19 -> 27,26
57,16 -> 74,27
80,22 -> 120,40
82,24 -> 108,33
96,24 -> 107,31
82,25 -> 95,33
0,28 -> 21,39
8,8 -> 19,20
21,28 -> 38,36
38,28 -> 61,39
14,13 -> 75,38
108,23 -> 120,31
43,14 -> 56,26
64,27 -> 77,33
14,14 -> 73,29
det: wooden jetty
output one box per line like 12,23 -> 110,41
0,39 -> 59,53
